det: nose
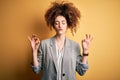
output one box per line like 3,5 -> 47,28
58,23 -> 62,28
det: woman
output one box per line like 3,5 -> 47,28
28,1 -> 93,80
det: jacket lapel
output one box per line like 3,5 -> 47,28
49,36 -> 58,72
49,36 -> 70,73
62,38 -> 71,73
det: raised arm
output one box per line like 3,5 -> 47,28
28,34 -> 40,68
81,34 -> 93,64
76,34 -> 93,76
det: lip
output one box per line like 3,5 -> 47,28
58,29 -> 63,30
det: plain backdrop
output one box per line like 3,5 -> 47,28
0,0 -> 120,80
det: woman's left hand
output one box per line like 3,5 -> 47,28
81,34 -> 93,53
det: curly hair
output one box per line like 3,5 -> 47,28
44,1 -> 81,35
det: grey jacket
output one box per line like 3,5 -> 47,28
32,36 -> 88,80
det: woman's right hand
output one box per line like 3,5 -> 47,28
28,34 -> 40,52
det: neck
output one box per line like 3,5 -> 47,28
55,34 -> 66,42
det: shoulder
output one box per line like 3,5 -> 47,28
40,37 -> 52,45
67,38 -> 80,51
67,38 -> 79,46
67,38 -> 81,52
38,37 -> 52,51
41,38 -> 51,43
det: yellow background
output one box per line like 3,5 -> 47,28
0,0 -> 120,80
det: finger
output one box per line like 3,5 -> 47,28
28,36 -> 31,42
89,34 -> 91,39
35,38 -> 40,43
86,34 -> 88,39
32,34 -> 39,40
35,39 -> 40,47
36,40 -> 40,45
31,34 -> 37,40
32,34 -> 38,38
34,37 -> 40,41
90,36 -> 93,41
31,34 -> 35,41
33,36 -> 37,41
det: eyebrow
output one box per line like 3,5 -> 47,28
55,20 -> 66,22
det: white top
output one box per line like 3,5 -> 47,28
55,43 -> 64,80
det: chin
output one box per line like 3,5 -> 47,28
57,32 -> 65,35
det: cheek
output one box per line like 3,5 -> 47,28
53,26 -> 59,32
64,25 -> 67,30
53,25 -> 58,29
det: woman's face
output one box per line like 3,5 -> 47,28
54,15 -> 68,35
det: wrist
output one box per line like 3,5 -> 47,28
83,49 -> 88,54
83,53 -> 89,56
82,49 -> 89,56
32,50 -> 38,55
33,49 -> 38,52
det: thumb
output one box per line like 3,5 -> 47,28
28,36 -> 31,42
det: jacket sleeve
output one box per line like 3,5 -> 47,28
32,43 -> 43,74
76,43 -> 88,76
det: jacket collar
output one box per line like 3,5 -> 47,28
49,35 -> 70,72
50,35 -> 70,48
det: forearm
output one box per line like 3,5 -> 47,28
76,51 -> 88,76
32,50 -> 39,67
81,50 -> 88,64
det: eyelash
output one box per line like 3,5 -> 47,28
55,23 -> 65,25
